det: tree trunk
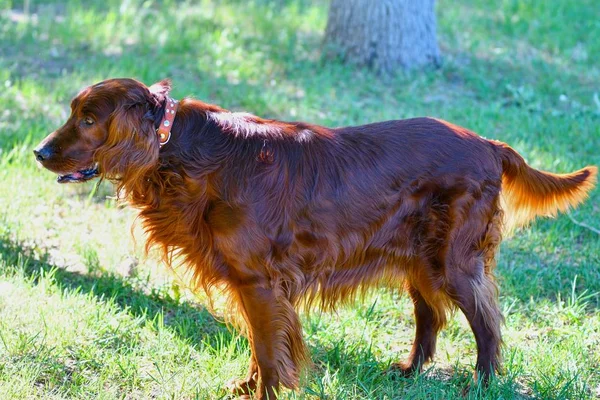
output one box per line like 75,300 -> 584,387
324,0 -> 441,74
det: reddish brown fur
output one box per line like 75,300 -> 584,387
34,79 -> 597,399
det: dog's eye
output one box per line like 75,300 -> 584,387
82,117 -> 95,126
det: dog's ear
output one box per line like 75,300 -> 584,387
148,79 -> 172,104
97,99 -> 160,202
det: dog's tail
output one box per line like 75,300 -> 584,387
492,140 -> 597,233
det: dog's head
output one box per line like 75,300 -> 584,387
34,78 -> 171,184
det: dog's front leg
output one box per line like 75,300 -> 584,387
232,283 -> 306,399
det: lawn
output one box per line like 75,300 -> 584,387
0,0 -> 599,399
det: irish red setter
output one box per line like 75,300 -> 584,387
34,78 -> 596,399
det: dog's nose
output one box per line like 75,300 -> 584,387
33,146 -> 54,162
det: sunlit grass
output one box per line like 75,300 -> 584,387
0,0 -> 599,398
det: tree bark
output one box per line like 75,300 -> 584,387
324,0 -> 441,74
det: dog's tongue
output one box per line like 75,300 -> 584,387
57,167 -> 99,183
57,171 -> 85,183
71,171 -> 85,180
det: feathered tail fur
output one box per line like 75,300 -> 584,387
492,141 -> 597,233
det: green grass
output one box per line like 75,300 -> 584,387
0,0 -> 599,398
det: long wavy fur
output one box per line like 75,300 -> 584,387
50,79 -> 596,397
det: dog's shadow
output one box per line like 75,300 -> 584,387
0,236 -> 531,398
0,236 -> 229,349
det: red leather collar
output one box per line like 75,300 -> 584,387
157,97 -> 178,147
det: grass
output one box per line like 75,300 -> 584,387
0,0 -> 599,398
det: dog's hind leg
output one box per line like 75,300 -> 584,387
447,262 -> 502,382
444,209 -> 504,383
392,274 -> 448,376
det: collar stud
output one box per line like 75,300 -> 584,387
157,97 -> 178,147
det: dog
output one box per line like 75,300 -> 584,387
34,78 -> 597,399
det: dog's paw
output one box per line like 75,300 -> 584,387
225,375 -> 257,397
388,362 -> 420,378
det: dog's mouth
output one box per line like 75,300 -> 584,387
57,164 -> 100,184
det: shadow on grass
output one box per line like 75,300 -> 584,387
0,234 -> 536,398
0,235 -> 231,350
3,0 -> 598,142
